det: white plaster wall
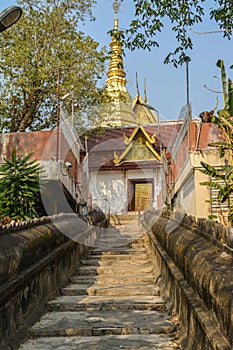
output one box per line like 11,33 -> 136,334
90,171 -> 127,214
173,171 -> 208,219
175,170 -> 211,219
194,170 -> 211,219
181,191 -> 196,217
90,167 -> 162,214
180,175 -> 196,216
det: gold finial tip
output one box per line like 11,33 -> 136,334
113,0 -> 120,15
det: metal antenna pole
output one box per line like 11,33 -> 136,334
186,60 -> 191,152
56,67 -> 61,161
186,61 -> 190,107
186,60 -> 192,121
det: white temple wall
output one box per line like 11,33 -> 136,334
89,167 -> 162,214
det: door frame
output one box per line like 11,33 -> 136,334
127,178 -> 154,212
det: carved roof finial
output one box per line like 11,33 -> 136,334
144,78 -> 148,103
136,72 -> 140,97
113,0 -> 120,30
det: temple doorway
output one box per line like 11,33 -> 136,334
128,179 -> 153,212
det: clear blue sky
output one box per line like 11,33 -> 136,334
1,0 -> 232,121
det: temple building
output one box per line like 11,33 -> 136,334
84,1 -> 176,214
83,1 -> 230,222
0,1 -> 229,222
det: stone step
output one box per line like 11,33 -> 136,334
47,295 -> 166,312
89,247 -> 147,255
92,235 -> 146,241
91,242 -> 140,249
105,229 -> 144,233
70,273 -> 156,284
93,240 -> 147,249
28,310 -> 176,338
109,222 -> 140,227
110,213 -> 138,222
94,238 -> 146,245
91,242 -> 147,250
77,264 -> 154,275
94,239 -> 133,245
111,228 -> 142,236
85,253 -> 149,261
17,222 -> 182,350
95,232 -> 132,237
80,258 -> 150,267
115,224 -> 142,229
62,283 -> 160,296
96,234 -> 133,239
19,334 -> 181,350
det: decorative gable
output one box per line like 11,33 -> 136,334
114,126 -> 161,165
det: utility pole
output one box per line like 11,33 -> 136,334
56,67 -> 61,161
186,59 -> 192,152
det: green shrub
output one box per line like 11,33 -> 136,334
0,149 -> 43,220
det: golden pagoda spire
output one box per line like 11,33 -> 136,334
106,0 -> 131,102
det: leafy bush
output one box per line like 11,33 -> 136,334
0,149 -> 43,220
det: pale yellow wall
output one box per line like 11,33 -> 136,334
192,150 -> 229,219
190,149 -> 229,168
172,149 -> 230,220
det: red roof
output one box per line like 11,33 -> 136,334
82,123 -> 179,171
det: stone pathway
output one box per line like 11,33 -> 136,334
19,218 -> 181,349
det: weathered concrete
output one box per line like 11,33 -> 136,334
46,295 -> 166,312
143,209 -> 233,350
62,282 -> 160,296
3,208 -> 232,349
16,334 -> 181,350
0,212 -> 107,350
28,310 -> 176,337
19,223 -> 181,349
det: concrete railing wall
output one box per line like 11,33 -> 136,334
0,212 -> 107,350
143,209 -> 233,350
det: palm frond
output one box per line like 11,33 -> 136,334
208,141 -> 233,150
200,181 -> 223,190
199,162 -> 226,180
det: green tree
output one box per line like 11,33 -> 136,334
118,0 -> 233,66
0,0 -> 107,132
0,149 -> 43,220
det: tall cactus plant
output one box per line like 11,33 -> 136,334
199,60 -> 233,225
209,60 -> 233,159
216,59 -> 227,106
216,59 -> 233,117
228,78 -> 233,117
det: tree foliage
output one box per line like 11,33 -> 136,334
0,0 -> 107,132
119,0 -> 233,66
0,150 -> 43,220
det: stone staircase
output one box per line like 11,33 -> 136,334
19,221 -> 181,349
110,213 -> 139,226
